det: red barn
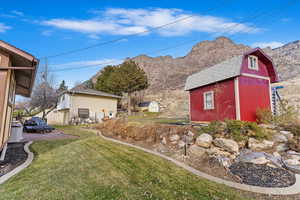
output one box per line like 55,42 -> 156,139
184,48 -> 279,122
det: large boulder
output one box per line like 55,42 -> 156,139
213,138 -> 239,154
195,133 -> 213,148
207,146 -> 232,157
280,131 -> 294,140
284,159 -> 300,166
276,143 -> 289,152
188,145 -> 207,158
248,138 -> 274,151
169,134 -> 180,142
273,133 -> 288,143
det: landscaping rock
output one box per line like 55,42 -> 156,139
259,124 -> 276,129
284,159 -> 300,166
207,147 -> 232,157
178,140 -> 185,148
280,131 -> 294,140
285,164 -> 300,174
287,151 -> 300,160
183,135 -> 194,145
276,143 -> 289,152
189,145 -> 206,158
169,134 -> 180,142
214,155 -> 232,168
236,150 -> 284,168
229,162 -> 296,187
195,134 -> 212,148
273,133 -> 288,143
248,138 -> 274,151
187,130 -> 195,137
213,138 -> 239,154
161,137 -> 167,145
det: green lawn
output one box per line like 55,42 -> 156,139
0,126 -> 246,200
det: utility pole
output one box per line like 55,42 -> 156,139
42,58 -> 48,120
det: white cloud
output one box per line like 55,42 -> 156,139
0,23 -> 11,33
11,10 -> 24,16
42,8 -> 259,37
50,58 -> 123,70
41,30 -> 53,36
252,41 -> 284,49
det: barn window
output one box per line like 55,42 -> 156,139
203,91 -> 214,110
78,108 -> 89,119
248,55 -> 258,70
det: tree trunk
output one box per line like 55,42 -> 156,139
128,92 -> 132,116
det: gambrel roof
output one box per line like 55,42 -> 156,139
185,55 -> 243,91
184,48 -> 278,91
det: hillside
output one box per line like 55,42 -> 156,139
89,37 -> 300,117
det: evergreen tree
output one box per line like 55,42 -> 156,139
95,61 -> 148,115
116,60 -> 148,115
57,80 -> 68,93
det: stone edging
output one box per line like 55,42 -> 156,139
0,141 -> 34,185
98,132 -> 300,195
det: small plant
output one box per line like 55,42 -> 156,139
224,120 -> 248,141
200,120 -> 225,135
256,108 -> 273,124
256,100 -> 299,126
202,120 -> 269,142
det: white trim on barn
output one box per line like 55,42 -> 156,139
241,73 -> 270,80
268,79 -> 273,114
234,77 -> 241,120
203,91 -> 214,110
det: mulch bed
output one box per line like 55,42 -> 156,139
229,162 -> 296,187
0,142 -> 28,177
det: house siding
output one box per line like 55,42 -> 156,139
0,52 -> 14,149
70,94 -> 118,121
190,78 -> 236,122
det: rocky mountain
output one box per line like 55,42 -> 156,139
88,37 -> 300,117
130,37 -> 250,92
91,37 -> 300,92
267,40 -> 300,80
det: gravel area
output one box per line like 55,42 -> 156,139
229,162 -> 296,187
0,142 -> 27,177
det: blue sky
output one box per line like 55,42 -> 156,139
1,0 -> 299,89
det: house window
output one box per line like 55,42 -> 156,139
248,55 -> 258,70
203,91 -> 214,110
78,108 -> 89,119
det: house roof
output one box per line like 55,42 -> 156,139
185,55 -> 243,91
68,88 -> 122,99
0,40 -> 39,97
184,48 -> 278,91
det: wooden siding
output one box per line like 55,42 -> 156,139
190,78 -> 236,122
239,76 -> 271,121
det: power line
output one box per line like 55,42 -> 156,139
48,0 -> 298,73
41,0 -> 230,59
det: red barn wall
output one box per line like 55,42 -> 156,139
238,76 -> 271,122
190,78 -> 236,122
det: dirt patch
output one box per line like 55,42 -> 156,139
0,142 -> 28,177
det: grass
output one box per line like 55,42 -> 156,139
0,126 -> 247,200
128,112 -> 189,125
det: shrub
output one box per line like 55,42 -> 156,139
200,120 -> 225,135
256,108 -> 273,124
202,120 -> 269,142
256,100 -> 299,126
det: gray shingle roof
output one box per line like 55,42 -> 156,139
69,88 -> 122,99
184,55 -> 243,90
